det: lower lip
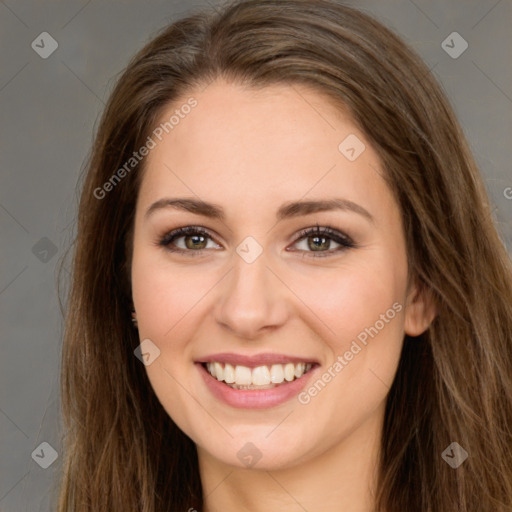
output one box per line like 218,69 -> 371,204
196,363 -> 318,409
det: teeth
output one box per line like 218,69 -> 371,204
214,362 -> 224,381
284,363 -> 295,381
252,365 -> 271,385
205,361 -> 313,387
294,362 -> 305,378
235,365 -> 252,385
270,364 -> 284,384
224,363 -> 235,383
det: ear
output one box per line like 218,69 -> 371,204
403,280 -> 437,337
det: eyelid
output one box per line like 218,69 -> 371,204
156,224 -> 355,257
157,225 -> 222,255
288,225 -> 355,257
294,225 -> 354,246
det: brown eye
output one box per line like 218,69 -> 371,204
291,226 -> 355,257
158,226 -> 221,256
183,233 -> 208,250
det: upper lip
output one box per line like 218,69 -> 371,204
196,352 -> 319,368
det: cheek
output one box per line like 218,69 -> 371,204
131,251 -> 208,430
131,246 -> 208,338
293,258 -> 404,348
292,258 -> 406,407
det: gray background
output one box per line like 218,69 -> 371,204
1,0 -> 511,510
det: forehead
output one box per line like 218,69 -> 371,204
137,79 -> 395,222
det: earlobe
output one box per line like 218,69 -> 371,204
403,281 -> 437,337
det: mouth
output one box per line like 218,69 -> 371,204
195,354 -> 320,409
200,361 -> 317,390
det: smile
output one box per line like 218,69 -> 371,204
203,362 -> 314,389
196,353 -> 320,409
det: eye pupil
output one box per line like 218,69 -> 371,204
309,236 -> 329,251
186,234 -> 207,249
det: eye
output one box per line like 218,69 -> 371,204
156,224 -> 355,258
289,224 -> 355,258
157,226 -> 221,256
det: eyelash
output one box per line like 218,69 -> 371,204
156,224 -> 355,258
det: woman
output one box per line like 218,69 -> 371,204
57,0 -> 512,510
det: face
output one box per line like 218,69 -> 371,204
131,78 -> 430,471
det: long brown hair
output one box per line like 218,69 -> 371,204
56,1 -> 512,510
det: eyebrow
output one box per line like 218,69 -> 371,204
144,197 -> 374,223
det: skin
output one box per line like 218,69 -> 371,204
131,78 -> 436,512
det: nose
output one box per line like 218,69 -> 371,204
214,250 -> 289,340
